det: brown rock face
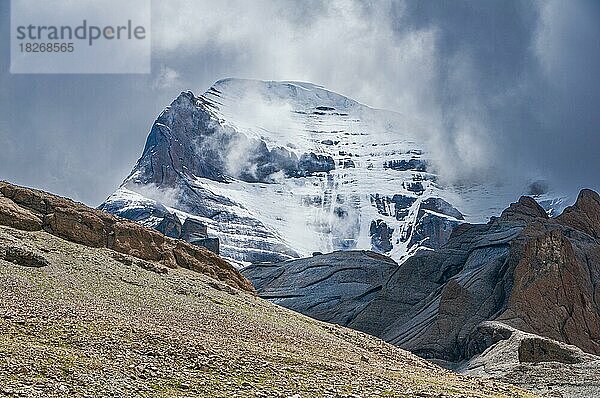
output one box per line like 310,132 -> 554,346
557,189 -> 600,238
503,229 -> 600,354
0,181 -> 254,293
47,205 -> 112,248
0,197 -> 43,231
506,191 -> 600,356
498,196 -> 548,223
111,222 -> 168,264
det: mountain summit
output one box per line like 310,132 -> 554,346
100,78 -> 563,266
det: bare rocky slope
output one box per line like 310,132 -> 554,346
244,190 -> 600,397
0,185 -> 534,397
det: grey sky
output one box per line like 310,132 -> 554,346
0,0 -> 598,206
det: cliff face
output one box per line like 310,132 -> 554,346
244,189 -> 600,362
499,190 -> 600,354
0,181 -> 254,293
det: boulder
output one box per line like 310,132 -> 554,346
2,246 -> 50,268
518,336 -> 583,364
190,237 -> 219,255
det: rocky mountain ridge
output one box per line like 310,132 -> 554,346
243,189 -> 600,396
0,181 -> 252,293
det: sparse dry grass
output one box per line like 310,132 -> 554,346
0,226 -> 536,398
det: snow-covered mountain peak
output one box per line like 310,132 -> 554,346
209,78 -> 359,110
101,78 -> 566,267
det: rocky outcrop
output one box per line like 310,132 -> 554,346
518,336 -> 584,364
155,212 -> 182,239
419,197 -> 464,221
369,220 -> 394,253
407,197 -> 464,250
179,217 -> 220,254
370,194 -> 418,221
1,246 -> 50,268
458,321 -> 600,397
292,153 -> 335,177
180,217 -> 208,241
404,181 -> 425,195
245,189 -> 600,365
0,197 -> 44,231
498,195 -> 548,223
500,228 -> 600,355
462,321 -> 598,367
556,188 -> 600,238
0,181 -> 253,293
384,159 -> 428,172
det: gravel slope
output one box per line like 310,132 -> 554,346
0,226 -> 534,398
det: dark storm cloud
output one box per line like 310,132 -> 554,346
393,0 -> 600,191
0,1 -> 181,205
0,0 -> 598,205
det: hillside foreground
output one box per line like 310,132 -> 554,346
0,225 -> 534,398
